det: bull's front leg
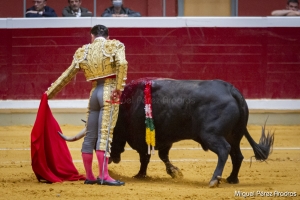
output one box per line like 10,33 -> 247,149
133,152 -> 151,178
159,145 -> 183,179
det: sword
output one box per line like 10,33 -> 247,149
101,97 -> 120,185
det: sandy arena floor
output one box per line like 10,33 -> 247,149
0,124 -> 299,200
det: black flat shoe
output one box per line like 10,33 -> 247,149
84,179 -> 98,185
97,178 -> 125,186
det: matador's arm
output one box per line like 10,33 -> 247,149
115,43 -> 128,91
46,45 -> 88,99
46,60 -> 79,99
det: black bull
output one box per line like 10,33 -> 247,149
110,78 -> 274,187
60,78 -> 274,187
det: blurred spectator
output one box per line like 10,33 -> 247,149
271,0 -> 300,16
62,0 -> 93,17
26,0 -> 57,17
101,0 -> 141,17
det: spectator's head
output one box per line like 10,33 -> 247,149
90,25 -> 109,42
287,0 -> 299,11
33,0 -> 47,11
68,0 -> 82,12
111,0 -> 123,8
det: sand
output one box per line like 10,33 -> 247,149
0,125 -> 299,200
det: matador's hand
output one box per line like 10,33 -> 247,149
110,89 -> 122,103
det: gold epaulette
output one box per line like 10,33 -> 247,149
74,44 -> 90,68
103,39 -> 120,62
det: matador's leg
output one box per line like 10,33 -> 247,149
94,78 -> 124,186
81,81 -> 101,184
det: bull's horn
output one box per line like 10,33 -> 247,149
57,127 -> 86,142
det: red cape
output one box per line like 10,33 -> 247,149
31,94 -> 85,183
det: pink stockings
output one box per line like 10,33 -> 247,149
82,153 -> 96,181
82,151 -> 114,181
95,150 -> 115,181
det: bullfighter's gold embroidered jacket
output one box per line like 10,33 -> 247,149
46,37 -> 128,99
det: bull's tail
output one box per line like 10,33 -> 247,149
231,86 -> 274,161
244,122 -> 274,161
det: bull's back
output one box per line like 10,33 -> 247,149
119,78 -> 242,148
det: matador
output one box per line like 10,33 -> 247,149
46,24 -> 127,186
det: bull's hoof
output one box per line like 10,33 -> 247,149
167,167 -> 183,179
133,173 -> 147,179
226,176 -> 239,184
209,176 -> 224,188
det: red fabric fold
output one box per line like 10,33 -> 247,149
31,93 -> 85,183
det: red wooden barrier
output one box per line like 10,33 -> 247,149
0,18 -> 299,100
